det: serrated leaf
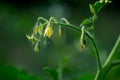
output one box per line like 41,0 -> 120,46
80,18 -> 92,26
43,67 -> 59,80
89,4 -> 96,15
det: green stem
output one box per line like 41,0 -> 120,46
56,22 -> 81,32
104,60 -> 120,77
85,31 -> 102,70
103,36 -> 120,68
42,22 -> 102,78
95,35 -> 120,80
55,22 -> 102,71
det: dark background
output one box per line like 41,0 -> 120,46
0,0 -> 120,80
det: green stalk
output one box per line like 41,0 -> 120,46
56,22 -> 120,80
85,31 -> 102,70
95,35 -> 120,80
103,36 -> 120,68
55,22 -> 102,71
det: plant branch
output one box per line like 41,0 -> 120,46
95,35 -> 120,80
85,31 -> 102,70
54,22 -> 102,71
103,36 -> 120,68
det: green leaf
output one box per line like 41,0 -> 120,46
93,1 -> 111,14
80,18 -> 92,26
0,65 -> 41,80
43,67 -> 59,80
89,1 -> 111,15
94,1 -> 105,13
89,4 -> 96,15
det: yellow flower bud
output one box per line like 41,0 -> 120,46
44,24 -> 53,38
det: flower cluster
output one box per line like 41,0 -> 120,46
26,0 -> 111,52
26,17 -> 69,52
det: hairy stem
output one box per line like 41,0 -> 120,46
103,36 -> 120,68
95,35 -> 120,80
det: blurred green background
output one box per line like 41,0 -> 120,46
0,0 -> 120,80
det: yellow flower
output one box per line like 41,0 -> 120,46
44,24 -> 53,38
